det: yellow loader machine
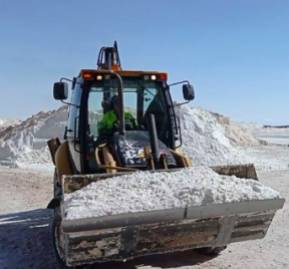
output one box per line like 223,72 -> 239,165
48,42 -> 284,267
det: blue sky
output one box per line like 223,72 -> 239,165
0,0 -> 288,124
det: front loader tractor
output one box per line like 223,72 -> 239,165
47,42 -> 284,267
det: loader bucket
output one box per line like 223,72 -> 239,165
54,169 -> 284,267
57,199 -> 284,267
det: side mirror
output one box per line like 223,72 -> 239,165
182,84 -> 195,101
53,82 -> 68,100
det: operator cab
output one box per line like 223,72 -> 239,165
53,42 -> 194,173
83,70 -> 179,172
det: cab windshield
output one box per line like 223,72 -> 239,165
87,77 -> 167,140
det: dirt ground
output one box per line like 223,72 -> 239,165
0,168 -> 52,214
0,150 -> 288,268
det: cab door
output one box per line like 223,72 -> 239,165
66,83 -> 82,172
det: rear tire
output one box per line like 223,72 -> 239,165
47,169 -> 61,209
196,246 -> 227,256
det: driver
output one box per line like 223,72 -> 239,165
98,95 -> 137,136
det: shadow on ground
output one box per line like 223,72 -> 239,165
0,209 -> 58,269
84,250 -> 214,269
0,209 -> 214,269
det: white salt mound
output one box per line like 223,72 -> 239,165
0,118 -> 20,130
176,106 -> 260,166
0,106 -> 67,168
64,166 -> 279,220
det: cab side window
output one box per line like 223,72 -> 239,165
88,88 -> 103,140
67,85 -> 82,140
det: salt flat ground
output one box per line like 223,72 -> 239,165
0,146 -> 288,269
255,127 -> 289,145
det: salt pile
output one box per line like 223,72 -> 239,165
176,106 -> 261,166
64,166 -> 279,220
0,106 -> 67,169
0,118 -> 20,132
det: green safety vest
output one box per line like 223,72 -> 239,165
98,111 -> 136,134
